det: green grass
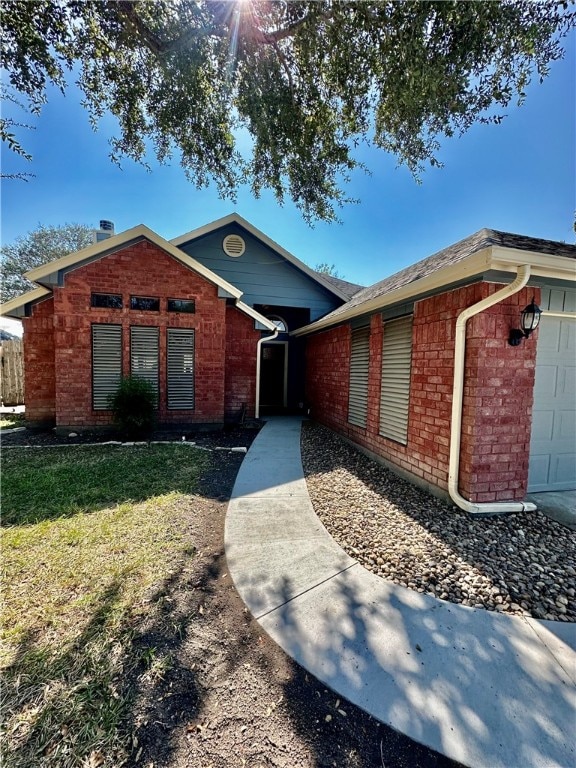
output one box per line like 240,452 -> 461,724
0,413 -> 25,430
1,445 -> 210,768
2,444 -> 205,525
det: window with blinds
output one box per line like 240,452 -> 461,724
379,315 -> 413,444
92,324 -> 122,410
348,326 -> 370,428
130,326 -> 159,403
167,329 -> 195,409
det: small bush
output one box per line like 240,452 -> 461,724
109,377 -> 156,437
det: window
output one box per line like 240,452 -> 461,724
167,329 -> 195,409
379,316 -> 413,444
92,324 -> 122,409
130,296 -> 160,311
91,293 -> 122,309
267,315 -> 288,332
348,326 -> 370,428
167,298 -> 195,314
130,326 -> 159,402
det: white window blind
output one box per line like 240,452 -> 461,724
348,326 -> 370,428
167,329 -> 195,409
379,316 -> 413,444
92,324 -> 122,410
130,326 -> 159,402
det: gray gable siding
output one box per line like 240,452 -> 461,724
177,224 -> 341,322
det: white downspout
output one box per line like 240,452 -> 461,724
255,329 -> 279,419
449,264 -> 537,515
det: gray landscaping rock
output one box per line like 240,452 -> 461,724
301,423 -> 576,623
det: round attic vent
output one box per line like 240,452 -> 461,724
223,234 -> 245,257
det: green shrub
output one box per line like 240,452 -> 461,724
109,377 -> 156,437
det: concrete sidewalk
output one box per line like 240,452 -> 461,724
225,417 -> 576,768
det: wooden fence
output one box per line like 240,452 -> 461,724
1,339 -> 24,406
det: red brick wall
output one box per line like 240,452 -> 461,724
22,298 -> 56,425
459,285 -> 539,501
38,239 -> 228,427
306,324 -> 350,430
224,305 -> 260,420
306,283 -> 538,503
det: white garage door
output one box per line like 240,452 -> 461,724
528,305 -> 576,492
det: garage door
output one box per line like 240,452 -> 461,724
528,307 -> 576,492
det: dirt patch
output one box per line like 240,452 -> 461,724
121,449 -> 462,768
3,426 -> 462,766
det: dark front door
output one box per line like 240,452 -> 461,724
260,343 -> 287,409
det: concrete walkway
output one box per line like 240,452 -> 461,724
225,417 -> 576,768
528,491 -> 576,531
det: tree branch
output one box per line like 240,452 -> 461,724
251,8 -> 335,44
273,42 -> 295,93
115,1 -> 224,56
116,1 -> 333,55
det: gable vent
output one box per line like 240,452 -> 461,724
223,234 -> 245,257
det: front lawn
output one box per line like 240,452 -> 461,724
0,413 -> 25,430
1,445 -> 210,768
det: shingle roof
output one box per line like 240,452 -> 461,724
313,273 -> 364,299
319,229 -> 576,324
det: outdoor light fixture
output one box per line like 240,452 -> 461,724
508,296 -> 542,346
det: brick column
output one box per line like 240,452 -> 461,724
459,285 -> 539,502
22,298 -> 56,426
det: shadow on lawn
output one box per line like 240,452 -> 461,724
0,444 -> 217,527
4,504 -> 467,768
2,553 -> 212,768
0,435 -> 495,768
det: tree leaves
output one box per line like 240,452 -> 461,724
0,222 -> 94,302
1,0 -> 574,222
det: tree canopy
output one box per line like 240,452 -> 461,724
1,1 -> 574,221
1,222 -> 94,301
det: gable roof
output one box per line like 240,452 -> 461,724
25,224 -> 242,296
294,229 -> 576,336
1,225 -> 277,330
171,213 -> 351,302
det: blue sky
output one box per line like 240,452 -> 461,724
1,32 -> 574,297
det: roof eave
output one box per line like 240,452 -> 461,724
25,224 -> 244,299
235,300 -> 277,331
293,245 -> 576,337
293,250 -> 491,336
0,287 -> 52,318
490,246 -> 576,281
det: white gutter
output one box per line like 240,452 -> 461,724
255,329 -> 279,419
449,265 -> 537,515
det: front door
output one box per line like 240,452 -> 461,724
260,342 -> 287,410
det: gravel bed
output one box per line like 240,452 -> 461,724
301,422 -> 576,623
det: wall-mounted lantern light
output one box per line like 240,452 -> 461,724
508,296 -> 542,346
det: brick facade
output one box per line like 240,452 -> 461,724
22,297 -> 56,425
306,283 -> 539,503
23,240 -> 261,429
459,285 -> 539,501
224,305 -> 260,420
